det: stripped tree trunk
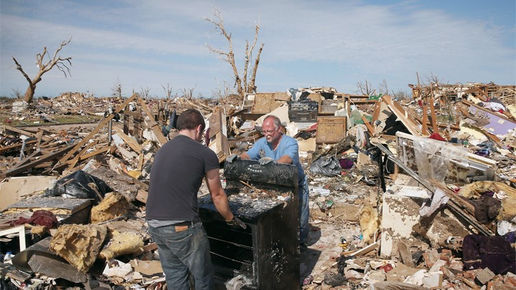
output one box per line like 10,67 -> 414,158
12,37 -> 73,104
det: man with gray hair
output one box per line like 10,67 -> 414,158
227,115 -> 310,251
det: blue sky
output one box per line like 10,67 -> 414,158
1,0 -> 515,98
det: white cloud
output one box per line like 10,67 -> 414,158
1,0 -> 514,97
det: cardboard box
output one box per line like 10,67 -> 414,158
316,116 -> 347,144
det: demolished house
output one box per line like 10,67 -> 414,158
0,82 -> 515,289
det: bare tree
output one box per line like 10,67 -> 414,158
180,87 -> 196,99
112,78 -> 122,99
12,88 -> 22,99
378,79 -> 389,95
426,73 -> 444,86
205,8 -> 264,100
356,79 -> 376,96
161,83 -> 173,99
140,87 -> 151,99
393,90 -> 411,100
212,79 -> 232,100
12,37 -> 72,103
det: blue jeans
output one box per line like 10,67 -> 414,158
148,222 -> 214,290
299,176 -> 310,244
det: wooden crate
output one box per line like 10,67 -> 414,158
316,116 -> 347,144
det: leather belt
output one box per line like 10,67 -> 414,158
173,221 -> 196,227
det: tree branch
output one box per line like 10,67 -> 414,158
205,8 -> 243,96
12,57 -> 32,85
249,43 -> 264,93
242,41 -> 250,93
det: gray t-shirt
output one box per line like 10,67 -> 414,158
146,134 -> 219,224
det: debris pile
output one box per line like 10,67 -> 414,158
0,81 -> 515,289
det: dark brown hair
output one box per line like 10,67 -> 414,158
176,109 -> 205,131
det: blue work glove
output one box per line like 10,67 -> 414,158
259,157 -> 275,165
226,154 -> 239,163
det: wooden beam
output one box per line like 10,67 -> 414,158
77,145 -> 115,160
4,145 -> 74,177
35,129 -> 44,148
67,139 -> 99,169
112,126 -> 142,153
430,180 -> 478,221
361,115 -> 375,135
137,153 -> 144,171
414,116 -> 460,131
2,125 -> 52,142
421,105 -> 429,135
8,149 -> 43,172
371,101 -> 381,122
57,93 -> 138,165
429,98 -> 439,133
139,97 -> 168,146
381,95 -> 422,136
0,140 -> 37,154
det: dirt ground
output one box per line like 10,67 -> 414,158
301,219 -> 362,285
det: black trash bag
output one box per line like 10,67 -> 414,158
309,156 -> 342,177
44,170 -> 112,204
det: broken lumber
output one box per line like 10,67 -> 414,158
57,93 -> 138,165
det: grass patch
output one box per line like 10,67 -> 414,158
0,114 -> 103,127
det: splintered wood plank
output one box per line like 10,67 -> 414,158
8,150 -> 42,171
112,126 -> 142,153
2,125 -> 52,142
58,93 -> 138,165
137,152 -> 144,171
361,115 -> 375,135
429,99 -> 439,134
139,97 -> 168,146
36,129 -> 44,148
67,139 -> 99,168
422,105 -> 429,135
4,145 -> 74,177
381,95 -> 422,136
77,145 -> 115,160
0,140 -> 38,155
371,101 -> 381,122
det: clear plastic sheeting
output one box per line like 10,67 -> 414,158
399,133 -> 469,183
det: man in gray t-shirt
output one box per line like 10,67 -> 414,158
146,109 -> 245,290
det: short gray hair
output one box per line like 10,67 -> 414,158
264,115 -> 282,129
